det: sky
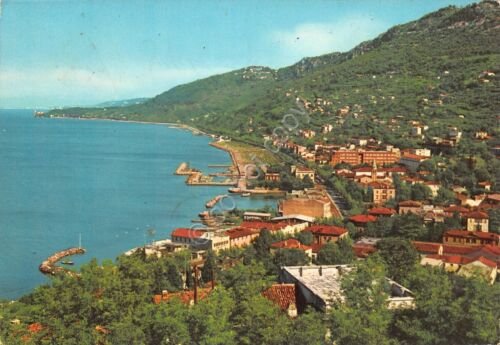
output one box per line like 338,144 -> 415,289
0,0 -> 478,108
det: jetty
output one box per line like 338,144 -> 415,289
205,195 -> 225,208
175,162 -> 237,186
39,247 -> 86,276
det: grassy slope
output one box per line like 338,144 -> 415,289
48,1 -> 500,146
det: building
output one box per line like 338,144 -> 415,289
349,214 -> 378,231
398,200 -> 422,215
243,211 -> 272,221
304,224 -> 348,245
465,211 -> 489,232
262,284 -> 298,317
330,150 -> 398,167
264,173 -> 281,182
171,228 -> 206,245
271,239 -> 313,259
279,265 -> 415,311
368,207 -> 396,217
369,182 -> 396,205
421,255 -> 497,283
443,230 -> 499,247
292,166 -> 315,181
279,197 -> 332,219
399,153 -> 428,172
153,286 -> 213,305
224,227 -> 259,248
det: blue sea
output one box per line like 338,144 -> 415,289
0,109 -> 276,299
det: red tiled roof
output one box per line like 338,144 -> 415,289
412,241 -> 442,254
399,200 -> 422,207
271,239 -> 311,251
240,221 -> 288,232
444,230 -> 499,241
349,214 -> 377,224
153,287 -> 213,305
485,194 -> 500,202
171,228 -> 204,239
444,205 -> 469,213
368,181 -> 394,189
426,254 -> 497,268
225,227 -> 258,239
368,207 -> 396,216
400,153 -> 428,161
465,211 -> 489,219
305,224 -> 347,236
352,243 -> 377,258
262,284 -> 297,311
442,244 -> 477,255
310,243 -> 324,253
27,323 -> 43,333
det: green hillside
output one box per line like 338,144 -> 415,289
48,1 -> 500,147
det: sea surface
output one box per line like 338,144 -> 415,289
0,110 -> 276,299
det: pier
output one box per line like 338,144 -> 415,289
205,195 -> 225,208
39,247 -> 86,276
175,162 -> 237,186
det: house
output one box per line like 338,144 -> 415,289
443,230 -> 499,247
279,265 -> 415,311
424,181 -> 441,197
153,287 -> 213,305
479,194 -> 500,210
304,224 -> 348,245
443,205 -> 469,218
352,237 -> 380,258
243,211 -> 272,221
239,220 -> 309,237
171,228 -> 230,252
265,173 -> 281,182
349,214 -> 377,231
399,153 -> 428,172
171,228 -> 205,245
271,239 -> 313,259
421,255 -> 497,284
369,181 -> 396,205
133,239 -> 189,258
292,166 -> 315,181
409,148 -> 431,157
321,124 -> 334,134
262,284 -> 298,317
368,207 -> 396,217
465,211 -> 489,232
477,181 -> 491,191
414,242 -> 500,284
224,227 -> 259,248
279,197 -> 332,219
398,200 -> 422,215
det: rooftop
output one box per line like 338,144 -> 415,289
271,239 -> 311,251
305,224 -> 347,236
262,284 -> 297,311
349,214 -> 378,224
171,228 -> 205,239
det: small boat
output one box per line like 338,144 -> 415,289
61,261 -> 74,265
228,187 -> 241,193
242,192 -> 251,197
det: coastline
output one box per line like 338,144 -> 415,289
47,115 -> 243,186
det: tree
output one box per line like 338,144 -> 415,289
410,183 -> 432,201
316,239 -> 354,265
296,231 -> 313,245
433,187 -> 456,205
392,213 -> 426,240
330,256 -> 395,345
273,248 -> 310,267
376,238 -> 418,282
488,208 -> 500,234
287,309 -> 328,345
201,250 -> 218,284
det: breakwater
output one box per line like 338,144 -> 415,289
39,247 -> 86,276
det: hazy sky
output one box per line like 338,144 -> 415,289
0,0 -> 477,108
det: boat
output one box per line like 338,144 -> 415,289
242,192 -> 251,197
228,187 -> 241,193
61,261 -> 74,265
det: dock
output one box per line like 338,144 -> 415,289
39,247 -> 86,276
205,195 -> 225,208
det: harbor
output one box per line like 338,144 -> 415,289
39,247 -> 86,276
175,162 -> 237,186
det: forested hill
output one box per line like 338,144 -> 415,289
48,1 -> 500,146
